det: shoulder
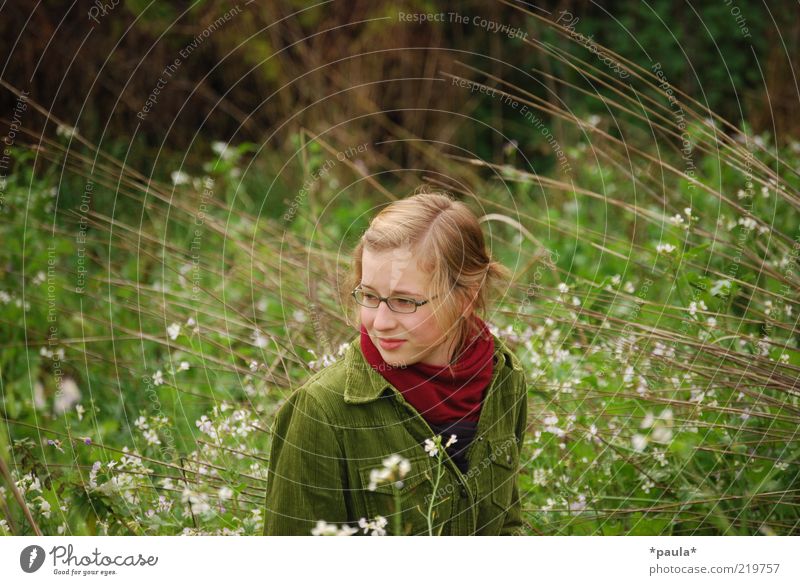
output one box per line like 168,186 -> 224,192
492,333 -> 525,386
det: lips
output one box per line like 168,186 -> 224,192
378,338 -> 406,350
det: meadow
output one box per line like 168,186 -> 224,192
1,1 -> 798,536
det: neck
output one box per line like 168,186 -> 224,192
422,315 -> 477,368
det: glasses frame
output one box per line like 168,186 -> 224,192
351,286 -> 436,314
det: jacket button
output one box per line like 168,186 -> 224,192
506,454 -> 512,464
460,486 -> 468,498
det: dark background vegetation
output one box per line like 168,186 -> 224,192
2,0 -> 796,173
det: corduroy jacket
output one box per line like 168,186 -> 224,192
262,332 -> 528,536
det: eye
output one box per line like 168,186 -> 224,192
362,292 -> 379,302
392,297 -> 417,309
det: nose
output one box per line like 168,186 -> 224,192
371,299 -> 398,331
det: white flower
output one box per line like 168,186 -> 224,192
683,207 -> 692,217
568,494 -> 587,514
37,497 -> 52,518
652,426 -> 672,443
252,330 -> 268,348
75,404 -> 85,421
651,341 -> 675,359
311,520 -> 357,536
710,280 -> 731,297
670,214 -> 685,226
543,413 -> 564,437
167,323 -> 181,340
143,428 -> 161,446
19,472 -> 42,494
424,438 -> 439,457
386,454 -> 411,478
178,361 -> 190,372
445,434 -> 458,448
181,488 -> 211,515
152,370 -> 164,386
311,520 -> 338,536
656,243 -> 676,254
368,454 -> 411,491
738,217 -> 757,231
558,282 -> 570,294
631,434 -> 648,452
134,416 -> 148,430
195,415 -> 215,438
170,171 -> 190,186
293,309 -> 307,323
688,301 -> 700,317
211,141 -> 237,162
156,495 -> 172,513
88,461 -> 101,489
218,486 -> 234,501
56,124 -> 77,139
623,366 -> 635,384
357,516 -> 388,536
54,377 -> 82,414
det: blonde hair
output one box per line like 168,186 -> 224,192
346,188 -> 511,364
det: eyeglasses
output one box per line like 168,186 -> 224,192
351,286 -> 436,314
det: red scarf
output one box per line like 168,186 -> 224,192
359,318 -> 495,424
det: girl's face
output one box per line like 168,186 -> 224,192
359,246 -> 465,367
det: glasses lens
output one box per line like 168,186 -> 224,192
354,290 -> 379,307
387,297 -> 417,313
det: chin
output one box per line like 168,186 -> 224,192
380,352 -> 405,366
378,351 -> 408,368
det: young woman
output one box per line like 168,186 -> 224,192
263,190 -> 529,535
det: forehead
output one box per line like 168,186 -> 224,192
360,247 -> 429,295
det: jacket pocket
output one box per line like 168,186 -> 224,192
488,436 -> 519,509
358,454 -> 446,535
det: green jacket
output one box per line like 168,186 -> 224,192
262,333 -> 528,536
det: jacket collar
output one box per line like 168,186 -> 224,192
343,332 -> 520,405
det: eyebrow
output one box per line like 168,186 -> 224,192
359,283 -> 422,297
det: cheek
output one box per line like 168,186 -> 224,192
405,314 -> 436,341
360,307 -> 372,328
